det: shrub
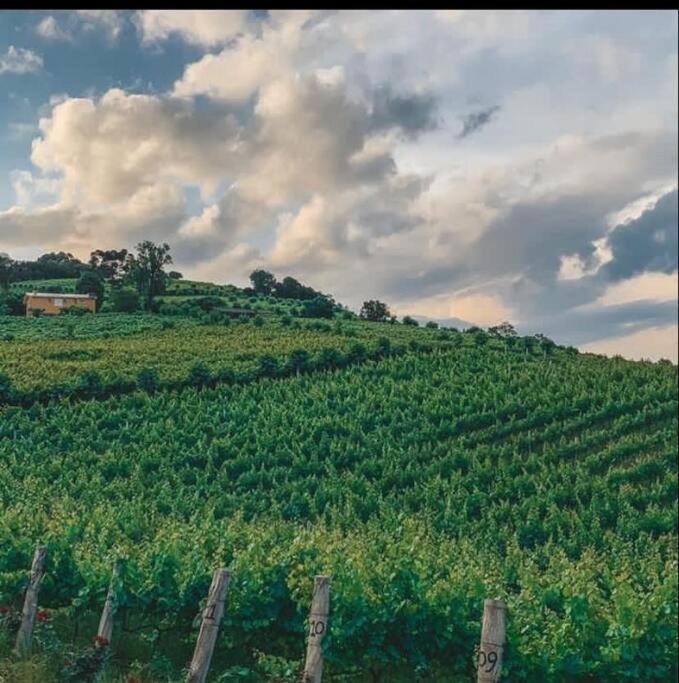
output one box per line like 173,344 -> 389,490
0,371 -> 13,402
301,296 -> 335,319
77,371 -> 104,397
372,337 -> 391,358
188,362 -> 212,386
402,315 -> 419,327
215,367 -> 236,384
347,342 -> 368,364
287,349 -> 311,375
258,354 -> 279,378
110,287 -> 140,313
137,367 -> 160,393
62,306 -> 89,316
317,347 -> 345,370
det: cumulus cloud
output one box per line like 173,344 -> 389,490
173,34 -> 286,102
3,9 -> 677,360
0,46 -> 43,75
0,181 -> 186,256
76,10 -> 125,40
36,16 -> 71,42
31,89 -> 243,204
136,10 -> 250,46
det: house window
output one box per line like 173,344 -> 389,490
53,298 -> 64,307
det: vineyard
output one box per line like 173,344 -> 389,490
0,313 -> 677,681
0,313 -> 455,400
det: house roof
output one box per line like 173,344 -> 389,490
24,292 -> 96,300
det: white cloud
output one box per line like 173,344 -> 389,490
30,89 -> 243,205
136,10 -> 249,46
582,324 -> 678,363
36,15 -> 71,41
396,290 -> 514,327
595,271 -> 678,307
11,170 -> 61,207
173,34 -> 285,102
3,10 -> 677,359
0,46 -> 43,75
76,10 -> 124,40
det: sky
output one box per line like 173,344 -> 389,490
0,10 -> 677,361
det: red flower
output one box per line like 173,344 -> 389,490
37,609 -> 49,622
0,605 -> 10,614
94,635 -> 110,647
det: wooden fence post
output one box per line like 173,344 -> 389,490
302,575 -> 331,683
477,598 -> 507,683
186,568 -> 231,683
14,545 -> 47,657
96,560 -> 123,646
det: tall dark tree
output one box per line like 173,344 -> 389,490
126,241 -> 173,311
0,254 -> 12,291
75,271 -> 105,311
360,300 -> 391,322
89,249 -> 129,282
273,276 -> 320,300
249,269 -> 277,296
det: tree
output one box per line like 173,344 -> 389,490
110,287 -> 140,313
534,333 -> 556,356
168,271 -> 183,280
273,276 -> 320,300
402,315 -> 419,327
301,296 -> 335,319
0,253 -> 12,291
488,321 -> 517,338
359,300 -> 391,322
126,241 -> 172,311
249,269 -> 277,296
88,249 -> 129,282
76,271 -> 105,311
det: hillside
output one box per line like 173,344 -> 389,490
0,280 -> 677,682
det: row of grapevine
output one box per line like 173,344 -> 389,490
1,347 -> 676,680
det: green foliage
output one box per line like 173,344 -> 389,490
75,272 -> 105,311
360,300 -> 391,322
137,367 -> 160,393
0,301 -> 676,681
300,296 -> 335,319
250,269 -> 277,296
188,362 -> 212,386
110,288 -> 140,313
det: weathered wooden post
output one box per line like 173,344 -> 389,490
96,560 -> 123,645
477,598 -> 507,683
14,545 -> 47,657
302,575 -> 331,683
186,568 -> 231,683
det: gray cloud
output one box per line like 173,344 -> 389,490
369,85 -> 438,138
457,105 -> 500,139
521,299 -> 678,346
602,188 -> 678,282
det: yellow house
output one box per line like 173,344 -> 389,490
23,292 -> 97,317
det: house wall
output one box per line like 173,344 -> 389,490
25,296 -> 96,317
